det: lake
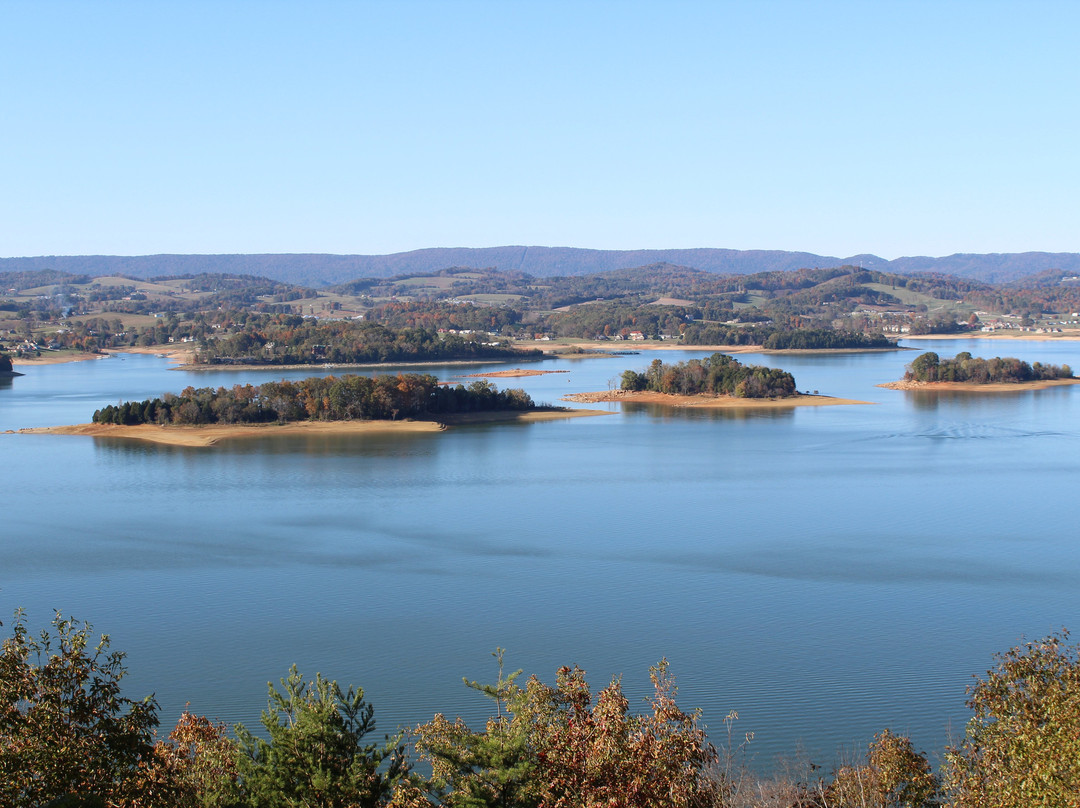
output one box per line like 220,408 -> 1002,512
2,339 -> 1079,769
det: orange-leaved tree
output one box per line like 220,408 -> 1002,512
413,652 -> 716,808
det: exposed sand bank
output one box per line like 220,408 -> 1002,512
903,330 -> 1080,342
456,369 -> 570,378
878,378 -> 1080,392
8,346 -> 198,366
561,390 -> 873,408
522,340 -> 902,355
13,408 -> 609,447
108,346 -> 197,364
438,408 -> 610,424
520,340 -> 762,354
11,351 -> 108,365
761,344 -> 909,355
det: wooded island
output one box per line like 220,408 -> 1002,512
91,373 -> 537,426
619,353 -> 797,398
879,351 -> 1080,392
902,351 -> 1072,383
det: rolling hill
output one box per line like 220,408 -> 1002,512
3,247 -> 1080,287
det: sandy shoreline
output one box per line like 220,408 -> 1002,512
171,356 -> 548,372
526,340 -> 906,355
15,330 -> 1080,368
438,408 -> 610,424
524,341 -> 764,354
561,390 -> 873,408
12,347 -> 194,366
11,408 -> 609,447
107,346 -> 197,364
456,368 -> 570,378
878,378 -> 1080,392
12,351 -> 109,365
902,330 -> 1080,342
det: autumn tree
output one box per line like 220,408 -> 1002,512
137,711 -> 243,808
618,354 -> 796,398
524,659 -> 717,808
828,729 -> 938,807
906,352 -> 940,381
413,653 -> 716,808
0,611 -> 161,807
944,632 -> 1080,808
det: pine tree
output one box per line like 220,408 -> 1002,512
234,665 -> 409,808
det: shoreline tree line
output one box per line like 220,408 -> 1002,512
681,324 -> 894,350
91,374 -> 535,426
190,319 -> 538,367
2,611 -> 1078,807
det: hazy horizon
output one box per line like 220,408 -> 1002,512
5,245 -> 1080,263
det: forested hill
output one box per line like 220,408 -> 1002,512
4,248 -> 1080,286
0,249 -> 847,286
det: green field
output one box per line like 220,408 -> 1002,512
392,276 -> 458,290
456,293 -> 525,304
863,282 -> 971,313
733,292 -> 770,310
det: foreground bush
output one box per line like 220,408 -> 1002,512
0,612 -> 160,807
945,632 -> 1080,808
3,613 -> 1080,807
828,730 -> 939,808
412,651 -> 717,808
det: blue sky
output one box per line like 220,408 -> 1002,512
2,0 -> 1077,259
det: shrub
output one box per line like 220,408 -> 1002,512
945,632 -> 1080,807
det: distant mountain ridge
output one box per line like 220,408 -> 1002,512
4,247 -> 1080,286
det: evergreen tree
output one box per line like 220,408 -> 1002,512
413,649 -> 538,808
234,666 -> 409,808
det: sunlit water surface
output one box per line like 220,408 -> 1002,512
3,340 -> 1079,768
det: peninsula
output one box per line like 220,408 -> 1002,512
0,355 -> 24,377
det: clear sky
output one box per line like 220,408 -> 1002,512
2,0 -> 1077,259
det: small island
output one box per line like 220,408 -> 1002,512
17,373 -> 606,447
879,351 -> 1080,391
564,353 -> 872,408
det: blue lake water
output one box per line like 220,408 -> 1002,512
2,340 -> 1079,769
